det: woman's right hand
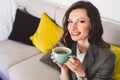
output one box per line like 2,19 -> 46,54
51,54 -> 70,80
50,54 -> 68,70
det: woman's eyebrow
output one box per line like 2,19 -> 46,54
68,18 -> 86,21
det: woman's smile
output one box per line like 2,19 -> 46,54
68,8 -> 91,41
71,32 -> 81,36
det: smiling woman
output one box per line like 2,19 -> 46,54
67,9 -> 90,42
0,0 -> 119,80
51,1 -> 116,80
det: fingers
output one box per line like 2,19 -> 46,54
68,57 -> 79,63
50,54 -> 57,63
50,54 -> 54,59
51,54 -> 63,65
50,54 -> 68,69
65,57 -> 82,70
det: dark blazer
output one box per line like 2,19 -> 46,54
70,43 -> 116,80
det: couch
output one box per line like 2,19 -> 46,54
0,0 -> 120,80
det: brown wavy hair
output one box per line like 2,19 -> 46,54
61,1 -> 110,48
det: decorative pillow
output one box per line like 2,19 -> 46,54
9,9 -> 40,46
40,51 -> 60,71
110,45 -> 120,80
30,13 -> 64,53
110,45 -> 120,55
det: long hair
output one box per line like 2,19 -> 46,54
61,1 -> 110,48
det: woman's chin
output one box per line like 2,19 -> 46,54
71,37 -> 79,41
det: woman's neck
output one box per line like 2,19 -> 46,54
77,40 -> 89,53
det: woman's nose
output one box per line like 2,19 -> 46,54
71,23 -> 78,30
72,21 -> 77,26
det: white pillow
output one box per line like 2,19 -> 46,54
0,0 -> 16,41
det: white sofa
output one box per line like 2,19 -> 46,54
0,0 -> 120,80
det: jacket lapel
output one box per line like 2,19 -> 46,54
71,43 -> 98,71
82,44 -> 98,72
70,43 -> 98,80
71,42 -> 77,56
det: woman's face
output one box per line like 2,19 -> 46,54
67,8 -> 91,42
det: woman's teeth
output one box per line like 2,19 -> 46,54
71,32 -> 81,36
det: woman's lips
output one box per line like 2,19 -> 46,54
71,32 -> 81,36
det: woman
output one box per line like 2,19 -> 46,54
51,1 -> 115,80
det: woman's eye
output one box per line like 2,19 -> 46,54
79,20 -> 85,23
68,20 -> 73,23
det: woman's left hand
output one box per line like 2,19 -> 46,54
65,57 -> 86,77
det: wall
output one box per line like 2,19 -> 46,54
46,0 -> 120,24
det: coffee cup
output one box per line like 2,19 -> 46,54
52,47 -> 74,63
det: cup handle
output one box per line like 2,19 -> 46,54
69,54 -> 75,58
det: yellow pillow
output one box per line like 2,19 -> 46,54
110,45 -> 120,80
30,13 -> 64,53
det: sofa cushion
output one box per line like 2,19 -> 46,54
40,51 -> 60,71
8,54 -> 60,80
9,9 -> 40,46
0,40 -> 40,80
102,21 -> 120,46
26,0 -> 59,19
30,13 -> 64,53
55,7 -> 67,27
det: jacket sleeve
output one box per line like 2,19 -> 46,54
92,53 -> 116,80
